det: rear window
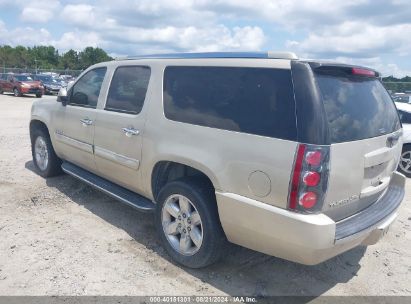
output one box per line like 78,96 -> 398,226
163,66 -> 297,140
315,75 -> 401,143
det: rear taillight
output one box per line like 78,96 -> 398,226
302,171 -> 320,187
299,191 -> 317,209
305,151 -> 321,166
288,144 -> 330,213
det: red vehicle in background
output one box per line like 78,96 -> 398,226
0,74 -> 44,97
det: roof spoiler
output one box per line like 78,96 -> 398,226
309,62 -> 380,77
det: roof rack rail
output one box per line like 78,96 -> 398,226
115,51 -> 298,61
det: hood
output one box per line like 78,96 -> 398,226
21,81 -> 42,86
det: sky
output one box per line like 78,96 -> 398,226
0,0 -> 410,77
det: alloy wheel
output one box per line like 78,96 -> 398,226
34,136 -> 49,171
161,194 -> 203,256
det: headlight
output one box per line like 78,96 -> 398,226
21,84 -> 30,88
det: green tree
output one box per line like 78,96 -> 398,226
59,49 -> 80,70
78,47 -> 112,70
0,45 -> 113,72
28,46 -> 59,69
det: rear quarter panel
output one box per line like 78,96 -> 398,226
139,59 -> 297,208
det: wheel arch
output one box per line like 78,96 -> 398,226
150,160 -> 220,201
30,119 -> 50,143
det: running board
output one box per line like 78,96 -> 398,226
61,162 -> 155,213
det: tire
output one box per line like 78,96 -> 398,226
13,87 -> 21,97
31,127 -> 62,177
155,178 -> 226,268
36,93 -> 42,98
398,144 -> 411,178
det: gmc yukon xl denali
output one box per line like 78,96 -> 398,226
30,52 -> 406,268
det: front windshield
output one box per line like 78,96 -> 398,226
37,75 -> 52,82
15,75 -> 33,81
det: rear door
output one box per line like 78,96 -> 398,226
93,65 -> 151,193
312,66 -> 402,221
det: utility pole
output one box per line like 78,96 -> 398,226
34,58 -> 38,74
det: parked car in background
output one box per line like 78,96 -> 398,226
395,102 -> 411,177
0,74 -> 44,97
32,74 -> 62,95
59,74 -> 76,83
393,94 -> 411,104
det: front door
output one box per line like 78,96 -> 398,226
93,65 -> 151,193
53,67 -> 107,173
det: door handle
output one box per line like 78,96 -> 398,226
80,118 -> 93,126
122,127 -> 140,137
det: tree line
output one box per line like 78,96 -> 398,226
381,76 -> 411,92
1,44 -> 411,92
0,45 -> 113,71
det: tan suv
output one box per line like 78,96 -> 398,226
29,52 -> 406,268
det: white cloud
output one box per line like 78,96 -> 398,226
287,22 -> 411,58
1,0 -> 411,76
60,4 -> 96,27
0,20 -> 52,46
102,25 -> 265,53
20,8 -> 54,23
52,31 -> 101,51
16,0 -> 60,23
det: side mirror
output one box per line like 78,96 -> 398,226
57,87 -> 68,106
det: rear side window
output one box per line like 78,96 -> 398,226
69,67 -> 107,108
398,110 -> 411,124
315,75 -> 401,143
163,66 -> 297,140
106,66 -> 151,114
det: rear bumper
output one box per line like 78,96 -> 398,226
44,87 -> 60,94
216,171 -> 405,265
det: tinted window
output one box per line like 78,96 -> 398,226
316,75 -> 401,143
398,110 -> 411,124
69,68 -> 106,108
106,66 -> 150,114
163,66 -> 297,140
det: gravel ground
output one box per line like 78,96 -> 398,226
0,93 -> 410,296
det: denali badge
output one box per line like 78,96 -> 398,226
329,195 -> 359,208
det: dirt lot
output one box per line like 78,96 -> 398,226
0,93 -> 410,296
